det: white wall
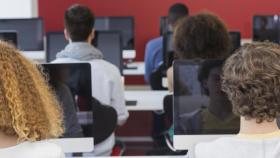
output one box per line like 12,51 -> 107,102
0,0 -> 38,18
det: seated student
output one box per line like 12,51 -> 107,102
144,3 -> 189,83
52,4 -> 129,156
195,42 -> 280,158
0,41 -> 64,157
167,12 -> 231,92
164,12 -> 231,140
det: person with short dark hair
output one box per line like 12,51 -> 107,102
195,42 -> 280,158
144,3 -> 189,83
52,4 -> 129,156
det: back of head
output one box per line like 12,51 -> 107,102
174,12 -> 230,59
168,3 -> 189,26
64,4 -> 95,42
222,42 -> 280,123
0,41 -> 63,141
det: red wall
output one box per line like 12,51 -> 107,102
39,0 -> 280,61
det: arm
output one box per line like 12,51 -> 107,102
167,66 -> 174,92
144,41 -> 153,83
111,70 -> 129,126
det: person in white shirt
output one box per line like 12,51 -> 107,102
195,42 -> 280,158
52,4 -> 129,155
0,41 -> 64,158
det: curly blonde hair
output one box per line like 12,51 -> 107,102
0,41 -> 64,141
222,42 -> 280,123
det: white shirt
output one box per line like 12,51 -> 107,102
0,141 -> 64,158
194,136 -> 280,158
52,58 -> 129,155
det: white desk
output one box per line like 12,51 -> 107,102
125,90 -> 169,111
123,62 -> 145,76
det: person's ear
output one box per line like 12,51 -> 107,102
92,29 -> 95,39
64,29 -> 71,42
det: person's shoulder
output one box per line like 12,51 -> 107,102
19,141 -> 64,158
89,59 -> 121,79
147,36 -> 163,47
195,137 -> 236,158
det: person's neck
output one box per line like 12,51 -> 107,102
239,117 -> 279,134
0,131 -> 18,148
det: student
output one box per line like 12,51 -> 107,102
164,12 -> 231,142
52,4 -> 129,156
144,3 -> 189,83
195,42 -> 280,158
167,12 -> 231,92
0,41 -> 64,157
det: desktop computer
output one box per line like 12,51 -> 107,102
173,59 -> 240,150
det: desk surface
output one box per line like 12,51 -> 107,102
125,90 -> 169,111
123,62 -> 145,76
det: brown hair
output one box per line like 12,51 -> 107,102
222,42 -> 280,123
0,41 -> 64,141
173,12 -> 231,59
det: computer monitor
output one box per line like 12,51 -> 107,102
229,31 -> 241,53
0,31 -> 17,47
46,31 -> 123,72
0,18 -> 44,51
46,32 -> 67,62
253,15 -> 280,43
93,31 -> 123,73
41,63 -> 93,153
173,60 -> 240,150
160,16 -> 169,35
163,31 -> 174,70
95,17 -> 134,50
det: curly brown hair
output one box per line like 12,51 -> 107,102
0,41 -> 64,141
173,12 -> 231,59
222,42 -> 280,123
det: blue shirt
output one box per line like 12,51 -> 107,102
144,36 -> 163,83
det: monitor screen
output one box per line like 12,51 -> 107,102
253,15 -> 280,43
173,60 -> 240,135
229,31 -> 241,53
93,31 -> 123,73
95,17 -> 134,50
0,18 -> 44,51
163,31 -> 174,70
0,31 -> 17,47
46,32 -> 67,62
42,63 -> 92,140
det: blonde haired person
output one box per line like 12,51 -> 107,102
0,41 -> 64,157
195,42 -> 280,158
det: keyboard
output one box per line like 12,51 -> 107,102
125,100 -> 137,106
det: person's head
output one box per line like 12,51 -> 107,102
168,3 -> 189,28
174,12 -> 231,59
0,41 -> 64,141
198,60 -> 224,97
222,42 -> 280,123
64,4 -> 95,42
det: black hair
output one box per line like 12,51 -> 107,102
64,4 -> 95,42
168,3 -> 189,26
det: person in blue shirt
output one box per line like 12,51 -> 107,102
144,3 -> 189,83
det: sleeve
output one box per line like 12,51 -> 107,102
144,40 -> 153,83
111,70 -> 129,126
